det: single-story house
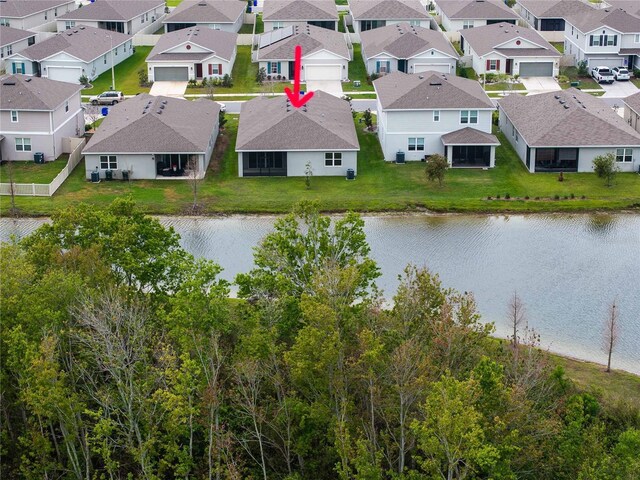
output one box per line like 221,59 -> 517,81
360,22 -> 459,75
623,91 -> 640,135
516,0 -> 594,42
498,88 -> 640,173
263,0 -> 339,31
434,0 -> 518,32
0,0 -> 77,31
146,27 -> 237,82
236,91 -> 360,177
349,0 -> 430,33
6,26 -> 132,84
0,25 -> 37,70
374,71 -> 499,166
56,0 -> 165,35
83,94 -> 220,180
0,74 -> 83,162
461,22 -> 561,77
255,24 -> 350,82
162,0 -> 245,33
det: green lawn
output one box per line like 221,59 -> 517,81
166,0 -> 182,6
484,82 -> 526,91
559,67 -> 602,90
0,154 -> 69,184
255,14 -> 264,34
83,46 -> 153,95
3,116 -> 640,217
338,12 -> 346,33
335,0 -> 349,5
551,42 -> 564,54
631,78 -> 640,88
238,23 -> 254,34
346,44 -> 375,91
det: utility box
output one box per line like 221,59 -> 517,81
346,168 -> 355,180
91,170 -> 100,183
34,152 -> 45,164
396,151 -> 405,164
122,170 -> 129,181
105,169 -> 113,181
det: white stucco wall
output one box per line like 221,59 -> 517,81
364,52 -> 456,75
258,55 -> 349,82
148,51 -> 236,81
264,20 -> 338,32
0,35 -> 36,70
1,1 -> 77,31
237,150 -> 358,177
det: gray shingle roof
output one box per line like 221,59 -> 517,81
163,0 -> 245,24
257,23 -> 349,60
236,91 -> 359,151
360,22 -> 458,59
83,94 -> 220,154
374,71 -> 494,110
0,25 -> 36,47
441,127 -> 499,145
263,0 -> 338,21
606,0 -> 640,17
623,91 -> 640,115
498,88 -> 640,147
436,0 -> 518,20
12,26 -> 130,62
516,0 -> 595,19
566,7 -> 640,33
0,0 -> 74,18
461,22 -> 560,57
147,27 -> 237,62
349,0 -> 429,20
59,0 -> 163,22
0,74 -> 81,110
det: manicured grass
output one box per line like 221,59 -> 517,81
166,0 -> 182,6
452,41 -> 463,56
346,44 -> 375,91
82,46 -> 153,96
631,78 -> 640,88
559,66 -> 602,90
0,155 -> 69,184
551,42 -> 564,54
335,0 -> 349,5
3,116 -> 640,217
457,66 -> 478,81
238,23 -> 254,34
484,82 -> 526,91
152,25 -> 165,35
338,12 -> 346,33
255,14 -> 264,34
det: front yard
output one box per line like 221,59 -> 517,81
0,154 -> 69,184
83,46 -> 153,96
559,66 -> 602,90
2,116 -> 639,216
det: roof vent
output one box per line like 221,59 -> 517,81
160,104 -> 165,109
418,75 -> 424,79
161,100 -> 167,104
198,1 -> 206,5
66,32 -> 73,36
25,78 -> 31,82
559,100 -> 566,104
582,105 -> 586,109
79,26 -> 85,29
2,81 -> 16,86
429,81 -> 442,86
554,94 -> 560,99
563,104 -> 570,109
157,110 -> 162,114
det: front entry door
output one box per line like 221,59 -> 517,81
398,59 -> 407,73
196,63 -> 203,78
289,61 -> 295,79
506,59 -> 513,75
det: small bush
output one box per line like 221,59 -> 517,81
554,194 -> 560,200
564,195 -> 569,200
188,78 -> 198,87
535,196 -> 540,200
487,196 -> 493,200
581,195 -> 586,199
79,74 -> 90,86
496,194 -> 501,199
367,72 -> 380,84
505,193 -> 511,199
570,193 -> 575,199
492,110 -> 499,126
221,74 -> 233,88
256,67 -> 267,85
557,75 -> 569,84
524,196 -> 529,200
485,73 -> 498,84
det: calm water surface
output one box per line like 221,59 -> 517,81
2,214 -> 639,373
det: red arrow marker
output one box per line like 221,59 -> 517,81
285,45 -> 314,108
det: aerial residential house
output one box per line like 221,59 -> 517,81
162,0 -> 245,33
0,25 -> 37,70
83,94 -> 220,180
6,26 -> 132,84
255,24 -> 350,83
146,27 -> 237,81
623,91 -> 640,135
0,0 -> 77,31
461,22 -> 560,77
0,74 -> 83,162
374,71 -> 499,167
564,7 -> 640,70
499,88 -> 640,173
56,0 -> 165,35
360,22 -> 459,75
263,0 -> 338,31
235,91 -> 360,177
349,0 -> 430,33
433,0 -> 518,32
516,0 -> 595,42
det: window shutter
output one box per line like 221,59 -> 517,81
267,61 -> 271,72
386,61 -> 390,72
600,35 -> 604,46
21,62 -> 25,73
496,59 -> 501,70
589,35 -> 593,46
376,61 -> 380,73
486,59 -> 490,70
208,64 -> 213,75
277,62 -> 281,74
12,62 -> 16,74
613,35 -> 617,46
219,63 -> 222,75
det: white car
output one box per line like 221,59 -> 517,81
612,67 -> 630,81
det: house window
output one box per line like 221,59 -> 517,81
211,23 -> 221,30
54,8 -> 58,16
408,137 -> 425,151
325,152 -> 342,166
100,155 -> 117,169
141,15 -> 144,24
104,54 -> 107,64
44,11 -> 48,20
6,44 -> 12,55
146,12 -> 149,21
115,47 -> 118,56
65,21 -> 75,29
606,35 -> 616,46
376,61 -> 390,74
65,101 -> 69,113
590,35 -> 601,46
488,59 -> 497,71
15,138 -> 32,152
0,18 -> 10,27
11,110 -> 18,122
515,131 -> 519,143
460,110 -> 478,124
14,62 -> 24,74
0,48 -> 3,59
616,148 -> 633,162
270,62 -> 279,74
463,20 -> 474,29
409,20 -> 420,26
211,64 -> 220,75
433,110 -> 440,122
273,21 -> 284,29
635,34 -> 640,43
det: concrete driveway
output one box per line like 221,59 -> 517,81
305,80 -> 343,97
149,81 -> 188,97
600,80 -> 639,98
520,76 -> 561,94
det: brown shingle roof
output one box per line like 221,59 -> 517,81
263,0 -> 338,21
461,22 -> 560,57
0,25 -> 36,48
0,74 -> 81,110
236,91 -> 359,151
147,27 -> 237,62
349,0 -> 429,20
566,7 -> 640,33
436,0 -> 518,20
257,23 -> 349,60
623,91 -> 640,115
360,22 -> 458,59
374,71 -> 494,110
59,0 -> 163,21
163,0 -> 245,24
0,0 -> 74,18
498,88 -> 640,147
441,127 -> 499,145
83,94 -> 220,154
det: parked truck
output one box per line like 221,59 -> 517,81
591,66 -> 615,84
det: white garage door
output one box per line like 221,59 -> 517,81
305,64 -> 342,81
47,66 -> 82,84
154,66 -> 189,81
414,64 -> 451,74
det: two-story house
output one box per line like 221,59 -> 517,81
0,25 -> 37,70
56,0 -> 165,35
263,0 -> 339,31
162,0 -> 245,33
564,7 -> 640,70
516,0 -> 595,43
0,74 -> 83,162
0,0 -> 77,32
6,26 -> 132,84
623,91 -> 640,135
374,71 -> 499,167
349,0 -> 430,34
434,0 -> 518,32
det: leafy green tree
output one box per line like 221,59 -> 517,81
425,153 -> 449,186
592,152 -> 619,187
256,67 -> 267,85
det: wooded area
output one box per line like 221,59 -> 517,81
1,198 -> 638,479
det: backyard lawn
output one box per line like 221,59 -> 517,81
0,155 -> 69,184
346,44 -> 375,91
3,115 -> 640,217
255,14 -> 264,34
551,42 -> 564,54
238,23 -> 254,34
82,46 -> 153,96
